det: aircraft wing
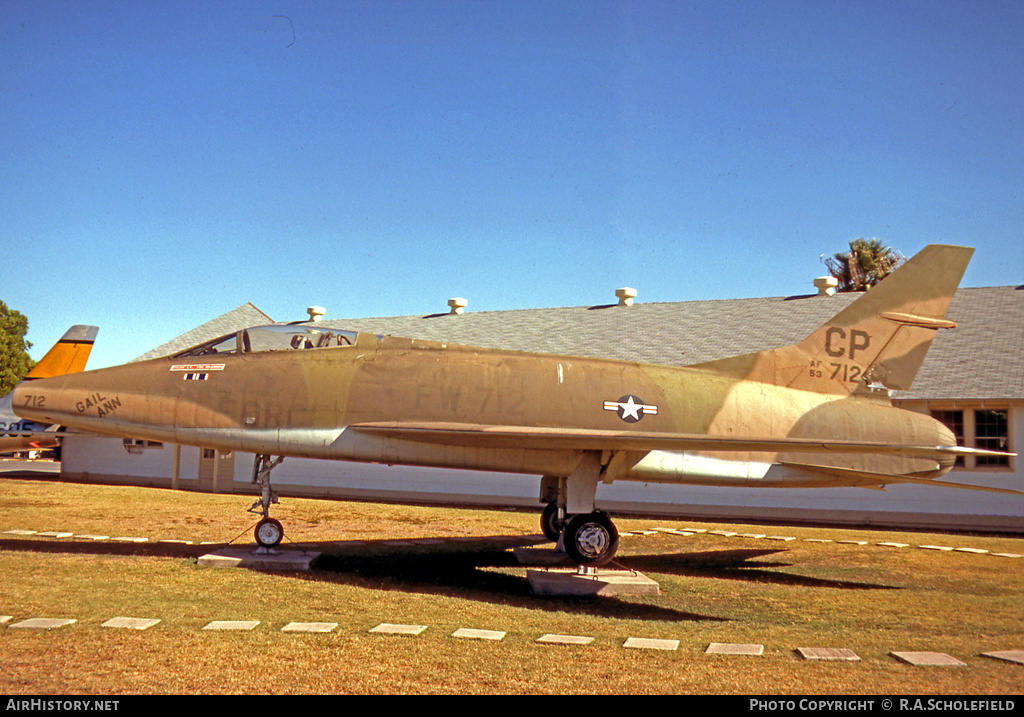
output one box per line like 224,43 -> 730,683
0,431 -> 62,453
348,421 -> 1011,460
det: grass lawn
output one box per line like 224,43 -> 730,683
1,477 -> 1022,694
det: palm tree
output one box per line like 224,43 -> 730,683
824,239 -> 905,292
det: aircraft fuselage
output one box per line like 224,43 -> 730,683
12,331 -> 955,489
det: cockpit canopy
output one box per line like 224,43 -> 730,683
174,325 -> 357,358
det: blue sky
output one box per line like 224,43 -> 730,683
3,0 -> 1022,369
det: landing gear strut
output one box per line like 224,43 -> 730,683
249,454 -> 285,548
539,455 -> 622,568
541,502 -> 620,567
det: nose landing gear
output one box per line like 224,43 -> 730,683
249,454 -> 286,549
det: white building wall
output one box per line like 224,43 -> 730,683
63,434 -> 201,483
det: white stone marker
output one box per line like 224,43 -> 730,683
202,620 -> 260,631
101,618 -> 161,630
797,647 -> 860,661
623,637 -> 679,651
891,652 -> 966,666
706,642 -> 763,655
537,634 -> 594,645
370,623 -> 428,636
982,650 -> 1024,665
9,618 -> 76,630
282,622 -> 337,633
452,628 -> 506,641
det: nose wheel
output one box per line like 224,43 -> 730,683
254,517 -> 284,548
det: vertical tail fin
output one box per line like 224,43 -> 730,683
689,245 -> 973,395
25,325 -> 99,380
1,326 -> 98,451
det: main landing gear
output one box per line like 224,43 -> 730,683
541,502 -> 620,567
540,456 -> 621,568
249,454 -> 286,549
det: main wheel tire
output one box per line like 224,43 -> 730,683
255,517 -> 284,548
563,511 -> 619,567
540,502 -> 564,542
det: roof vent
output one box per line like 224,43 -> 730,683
813,277 -> 838,297
307,306 -> 326,321
448,297 -> 468,315
615,287 -> 637,306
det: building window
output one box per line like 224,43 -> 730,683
122,438 -> 164,454
974,410 -> 1010,467
929,407 -> 1011,470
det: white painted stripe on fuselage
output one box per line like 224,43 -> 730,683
625,450 -> 860,488
629,450 -> 773,484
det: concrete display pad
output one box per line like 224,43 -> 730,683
512,545 -> 573,566
197,547 -> 319,571
527,568 -> 660,596
892,651 -> 966,666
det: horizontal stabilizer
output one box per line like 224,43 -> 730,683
876,475 -> 1024,496
780,461 -> 1024,496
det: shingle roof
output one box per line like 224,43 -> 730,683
138,287 -> 1024,400
132,303 -> 272,362
320,287 -> 1024,400
898,286 -> 1024,400
320,295 -> 861,365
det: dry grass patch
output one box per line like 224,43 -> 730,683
1,477 -> 1022,694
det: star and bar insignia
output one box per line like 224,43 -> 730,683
603,395 -> 658,423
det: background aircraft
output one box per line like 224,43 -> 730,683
13,247 -> 1015,566
1,325 -> 99,454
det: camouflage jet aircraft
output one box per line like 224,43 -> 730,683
1,325 -> 99,454
13,246 -> 1015,565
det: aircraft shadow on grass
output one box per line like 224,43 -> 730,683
2,532 -> 897,623
303,537 -> 726,623
292,536 -> 898,622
